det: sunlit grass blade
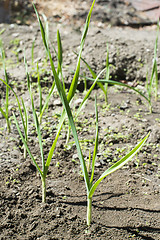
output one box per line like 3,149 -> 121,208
105,44 -> 109,103
95,78 -> 150,104
148,59 -> 156,102
33,4 -> 63,100
147,21 -> 159,105
86,131 -> 150,225
33,5 -> 69,184
90,96 -> 98,185
154,60 -> 158,101
66,0 -> 96,103
42,13 -> 49,47
57,29 -> 63,76
39,81 -> 55,123
45,109 -> 66,174
32,7 -> 56,124
88,132 -> 150,199
42,13 -> 49,61
41,52 -> 90,193
21,97 -> 28,159
56,83 -> 90,194
37,62 -> 42,113
87,149 -> 91,173
56,30 -> 66,90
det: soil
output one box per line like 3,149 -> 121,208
0,1 -> 160,240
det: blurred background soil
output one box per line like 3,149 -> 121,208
0,0 -> 160,26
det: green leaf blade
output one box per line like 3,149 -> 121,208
67,0 -> 96,103
89,132 -> 150,198
90,96 -> 99,185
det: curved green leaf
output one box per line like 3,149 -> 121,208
88,77 -> 150,105
89,132 -> 150,198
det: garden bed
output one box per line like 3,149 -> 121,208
0,2 -> 160,239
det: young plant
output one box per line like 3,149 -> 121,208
21,98 -> 28,159
28,0 -> 98,201
35,0 -> 150,225
1,59 -> 55,203
0,42 -> 11,133
54,78 -> 150,225
34,0 -> 97,142
0,78 -> 28,158
0,0 -> 97,203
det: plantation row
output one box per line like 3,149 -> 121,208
0,0 -> 159,226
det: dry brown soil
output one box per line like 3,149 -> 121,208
0,1 -> 160,239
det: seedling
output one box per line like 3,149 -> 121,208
0,42 -> 11,133
36,0 -> 150,225
34,0 -> 106,144
59,90 -> 149,225
0,78 -> 28,158
0,0 -> 98,203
